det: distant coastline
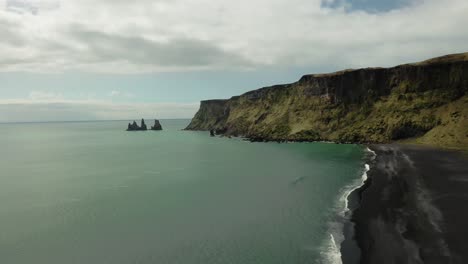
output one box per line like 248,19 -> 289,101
0,118 -> 191,125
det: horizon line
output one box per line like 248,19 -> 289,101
0,118 -> 192,125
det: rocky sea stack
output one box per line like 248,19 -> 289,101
151,120 -> 163,131
185,52 -> 468,149
127,119 -> 148,131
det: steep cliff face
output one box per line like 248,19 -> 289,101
186,53 -> 468,149
185,99 -> 231,130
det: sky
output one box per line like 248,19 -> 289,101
0,0 -> 467,122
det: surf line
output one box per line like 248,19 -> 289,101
323,147 -> 376,264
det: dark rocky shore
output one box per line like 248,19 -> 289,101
343,145 -> 468,264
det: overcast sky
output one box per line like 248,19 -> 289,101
0,0 -> 467,122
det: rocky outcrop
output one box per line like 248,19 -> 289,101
127,119 -> 148,131
185,52 -> 468,149
151,120 -> 163,130
127,121 -> 139,131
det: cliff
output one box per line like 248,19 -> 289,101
185,52 -> 468,149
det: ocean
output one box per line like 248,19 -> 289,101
0,119 -> 367,264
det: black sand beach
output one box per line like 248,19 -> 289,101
343,144 -> 468,264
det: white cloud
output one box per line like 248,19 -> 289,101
109,90 -> 134,98
29,90 -> 63,101
109,90 -> 121,97
0,0 -> 466,73
0,99 -> 199,122
0,90 -> 198,121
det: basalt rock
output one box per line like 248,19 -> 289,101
127,121 -> 140,131
185,52 -> 468,149
127,119 -> 148,131
140,119 -> 147,130
151,120 -> 163,131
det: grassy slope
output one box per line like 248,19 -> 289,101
401,96 -> 467,150
187,53 -> 468,150
222,87 -> 467,149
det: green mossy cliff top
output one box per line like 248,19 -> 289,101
186,52 -> 468,150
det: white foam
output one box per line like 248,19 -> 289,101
322,234 -> 343,264
321,147 -> 376,264
340,163 -> 370,216
366,147 -> 377,160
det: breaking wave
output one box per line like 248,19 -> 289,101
320,147 -> 376,264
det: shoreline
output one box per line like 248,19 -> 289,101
342,144 -> 468,264
338,149 -> 374,264
181,131 -> 468,263
193,130 -> 468,153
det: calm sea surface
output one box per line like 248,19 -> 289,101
0,120 -> 365,264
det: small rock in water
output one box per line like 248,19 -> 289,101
151,119 -> 163,130
140,119 -> 147,130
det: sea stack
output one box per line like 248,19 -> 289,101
126,119 -> 148,131
140,119 -> 147,130
127,121 -> 139,131
151,119 -> 163,130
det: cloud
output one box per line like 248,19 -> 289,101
0,90 -> 198,122
109,90 -> 134,98
109,90 -> 121,97
0,99 -> 199,122
6,0 -> 39,14
0,0 -> 467,73
63,25 -> 253,72
29,90 -> 63,101
5,0 -> 60,14
322,0 -> 415,13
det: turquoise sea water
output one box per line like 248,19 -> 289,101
0,120 -> 365,264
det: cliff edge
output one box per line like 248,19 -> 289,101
186,52 -> 468,149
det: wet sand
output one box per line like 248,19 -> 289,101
342,144 -> 468,264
